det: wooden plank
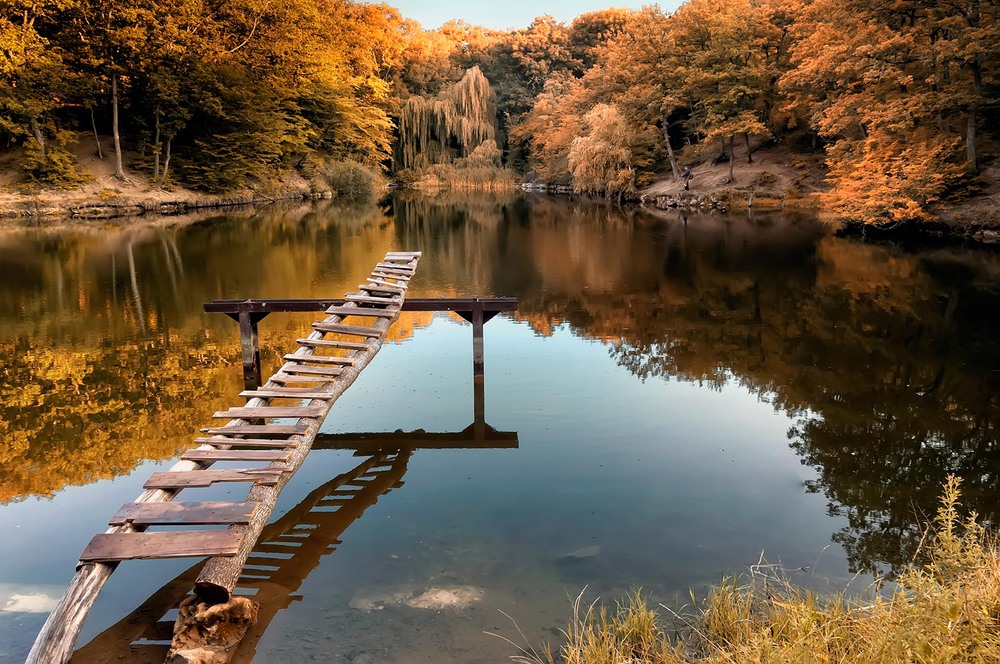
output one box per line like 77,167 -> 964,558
345,295 -> 400,305
144,469 -> 285,489
182,449 -> 293,463
375,263 -> 415,273
109,502 -> 258,527
80,531 -> 243,562
238,389 -> 334,400
194,437 -> 300,448
384,252 -> 421,258
279,364 -> 345,377
361,285 -> 405,296
296,338 -> 369,350
271,374 -> 337,384
312,322 -> 383,338
365,279 -> 406,290
212,406 -> 326,420
323,306 -> 397,318
283,354 -> 355,366
200,425 -> 308,436
370,271 -> 410,282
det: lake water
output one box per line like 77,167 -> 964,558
1,193 -> 999,662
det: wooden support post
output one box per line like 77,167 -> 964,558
472,299 -> 485,379
236,307 -> 266,391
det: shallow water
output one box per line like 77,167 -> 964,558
1,193 -> 999,662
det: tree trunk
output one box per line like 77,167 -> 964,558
728,134 -> 735,183
111,75 -> 125,179
967,58 -> 981,173
744,132 -> 753,164
662,117 -> 680,182
161,137 -> 172,185
89,107 -> 103,159
153,106 -> 161,183
29,117 -> 46,158
966,0 -> 980,172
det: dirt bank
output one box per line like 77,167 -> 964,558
638,139 -> 1000,245
0,138 -> 328,220
640,139 -> 826,212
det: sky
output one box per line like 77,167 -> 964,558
386,1 -> 661,30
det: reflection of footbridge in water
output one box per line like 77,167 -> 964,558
73,412 -> 518,663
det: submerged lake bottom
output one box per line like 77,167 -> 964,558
1,195 -> 998,662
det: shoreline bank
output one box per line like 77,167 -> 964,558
4,179 -> 998,248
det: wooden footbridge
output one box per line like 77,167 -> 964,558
27,251 -> 519,663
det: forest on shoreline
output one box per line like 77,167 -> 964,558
1,0 -> 997,226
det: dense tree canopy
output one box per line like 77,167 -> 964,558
0,0 -> 996,220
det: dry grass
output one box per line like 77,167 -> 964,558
511,477 -> 1000,663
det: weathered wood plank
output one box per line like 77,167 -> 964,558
345,294 -> 400,305
364,279 -> 406,290
278,364 -> 345,377
108,502 -> 258,527
271,374 -> 337,384
296,338 -> 369,350
144,469 -> 285,489
212,406 -> 326,419
181,449 -> 293,463
311,322 -> 383,337
361,285 -> 405,296
370,271 -> 410,281
323,306 -> 397,318
238,389 -> 335,400
283,353 -> 355,366
80,532 -> 243,562
194,437 -> 300,448
375,263 -> 415,273
200,425 -> 308,436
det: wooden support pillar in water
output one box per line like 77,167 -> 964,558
472,299 -> 485,379
230,306 -> 270,391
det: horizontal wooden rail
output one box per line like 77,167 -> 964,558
204,297 -> 517,315
205,297 -> 519,390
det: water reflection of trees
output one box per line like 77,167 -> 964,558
398,194 -> 1000,574
0,202 -> 418,503
549,225 -> 1000,576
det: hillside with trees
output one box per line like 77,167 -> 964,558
0,0 -> 997,228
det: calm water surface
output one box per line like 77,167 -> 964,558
1,193 -> 999,662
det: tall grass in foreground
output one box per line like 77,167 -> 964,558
511,477 -> 1000,663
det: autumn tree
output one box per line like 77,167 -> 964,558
568,103 -> 635,199
783,0 -> 998,222
396,66 -> 501,170
0,0 -> 86,184
591,6 -> 682,180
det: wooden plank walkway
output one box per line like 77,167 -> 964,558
28,251 -> 421,664
72,451 -> 412,663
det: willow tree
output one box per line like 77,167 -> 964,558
396,66 -> 502,170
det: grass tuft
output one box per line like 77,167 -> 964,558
522,476 -> 1000,663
